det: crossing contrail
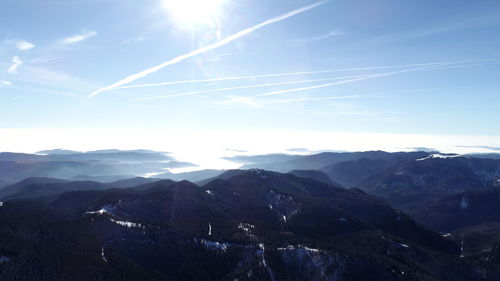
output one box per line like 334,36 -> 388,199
120,61 -> 447,90
135,74 -> 368,101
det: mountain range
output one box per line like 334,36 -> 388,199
1,150 -> 500,280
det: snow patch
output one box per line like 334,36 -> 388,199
200,239 -> 231,252
84,204 -> 115,216
267,190 -> 300,224
238,223 -> 257,241
250,169 -> 267,179
416,154 -> 462,161
110,218 -> 144,229
101,247 -> 107,262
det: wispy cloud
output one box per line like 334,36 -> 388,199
89,1 -> 329,97
136,74 -> 367,101
122,36 -> 148,44
7,56 -> 23,73
0,80 -> 13,86
16,40 -> 35,51
294,29 -> 344,44
61,31 -> 97,44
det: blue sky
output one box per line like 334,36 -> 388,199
1,0 -> 500,158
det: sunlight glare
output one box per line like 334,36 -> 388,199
162,0 -> 227,26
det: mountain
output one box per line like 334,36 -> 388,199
156,169 -> 225,182
0,152 -> 44,162
2,153 -> 500,280
2,169 -> 496,280
358,155 -> 500,209
412,188 -> 500,232
288,169 -> 337,185
0,150 -> 196,183
0,177 -> 69,198
0,179 -> 11,189
225,151 -> 431,173
195,169 -> 247,186
132,179 -> 177,192
37,149 -> 81,155
411,188 -> 500,263
0,178 -> 111,201
320,152 -> 430,187
109,177 -> 162,188
69,174 -> 134,182
43,150 -> 173,162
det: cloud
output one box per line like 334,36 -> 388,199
295,29 -> 344,44
16,40 -> 35,51
0,80 -> 13,86
89,1 -> 329,97
61,31 -> 97,44
15,65 -> 100,97
456,145 -> 500,151
7,56 -> 23,73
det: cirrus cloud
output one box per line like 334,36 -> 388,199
7,56 -> 23,74
16,40 -> 35,51
61,31 -> 97,44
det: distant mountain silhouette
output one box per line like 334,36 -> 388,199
0,150 -> 196,182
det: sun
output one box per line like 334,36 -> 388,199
162,0 -> 227,26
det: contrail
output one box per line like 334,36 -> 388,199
89,1 -> 328,97
135,74 -> 369,101
120,61 -> 447,90
220,94 -> 365,105
121,57 -> 500,90
254,61 -> 480,97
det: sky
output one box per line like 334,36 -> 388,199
1,0 -> 500,167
